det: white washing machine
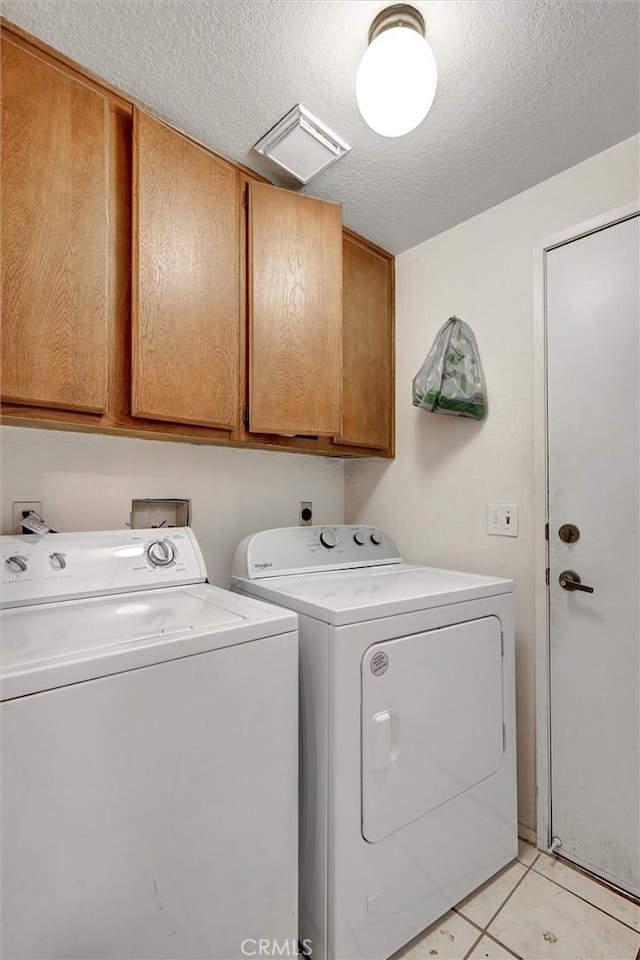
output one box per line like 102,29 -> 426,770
1,527 -> 298,960
232,525 -> 517,960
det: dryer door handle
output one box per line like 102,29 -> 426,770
371,710 -> 400,771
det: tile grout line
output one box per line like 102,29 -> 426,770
394,905 -> 485,959
459,915 -> 487,936
459,920 -> 524,960
460,853 -> 540,930
546,853 -> 640,908
453,863 -> 524,922
459,847 -> 639,960
461,928 -> 484,960
456,892 -> 496,959
460,855 -> 538,960
400,846 -> 637,960
482,929 -> 524,960
530,862 -> 640,936
478,855 -> 538,943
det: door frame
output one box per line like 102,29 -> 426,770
532,201 -> 640,851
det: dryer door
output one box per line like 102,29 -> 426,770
361,616 -> 504,843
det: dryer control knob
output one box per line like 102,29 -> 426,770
370,530 -> 383,546
5,555 -> 28,573
147,539 -> 176,567
353,531 -> 366,545
319,529 -> 337,549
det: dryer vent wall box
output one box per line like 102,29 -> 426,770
130,498 -> 190,528
232,525 -> 517,960
1,527 -> 298,960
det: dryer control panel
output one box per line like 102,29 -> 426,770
232,525 -> 403,579
1,527 -> 207,608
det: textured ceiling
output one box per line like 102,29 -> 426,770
2,0 -> 639,253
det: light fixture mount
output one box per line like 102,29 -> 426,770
368,4 -> 426,44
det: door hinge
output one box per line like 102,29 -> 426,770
545,567 -> 550,586
503,723 -> 507,751
243,405 -> 249,428
545,522 -> 549,541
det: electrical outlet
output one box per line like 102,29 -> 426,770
299,501 -> 313,526
487,504 -> 519,537
12,501 -> 43,535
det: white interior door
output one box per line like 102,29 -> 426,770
546,214 -> 639,896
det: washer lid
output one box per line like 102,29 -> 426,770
1,583 -> 297,700
232,563 -> 515,626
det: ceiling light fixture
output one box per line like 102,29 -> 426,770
356,4 -> 437,138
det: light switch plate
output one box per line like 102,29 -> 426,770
487,504 -> 519,537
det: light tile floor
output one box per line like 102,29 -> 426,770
393,841 -> 640,960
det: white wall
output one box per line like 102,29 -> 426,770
0,427 -> 344,586
346,134 -> 640,835
3,135 -> 638,837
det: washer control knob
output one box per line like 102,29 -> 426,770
370,530 -> 383,546
6,555 -> 28,573
147,539 -> 176,567
50,552 -> 67,570
353,531 -> 367,545
319,529 -> 337,549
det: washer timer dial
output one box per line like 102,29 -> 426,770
146,539 -> 176,567
319,529 -> 337,549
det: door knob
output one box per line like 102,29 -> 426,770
559,570 -> 594,593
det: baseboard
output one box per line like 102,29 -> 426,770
518,823 -> 537,845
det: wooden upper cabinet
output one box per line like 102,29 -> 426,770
248,182 -> 342,436
132,109 -> 241,429
1,38 -> 109,413
0,24 -> 394,457
338,233 -> 394,451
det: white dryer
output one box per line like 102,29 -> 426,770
232,525 -> 517,960
1,527 -> 298,960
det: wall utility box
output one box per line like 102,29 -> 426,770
130,499 -> 190,529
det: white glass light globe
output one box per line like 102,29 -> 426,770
356,26 -> 437,138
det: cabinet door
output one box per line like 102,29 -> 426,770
1,38 -> 109,413
248,182 -> 342,436
133,110 -> 241,429
338,234 -> 394,451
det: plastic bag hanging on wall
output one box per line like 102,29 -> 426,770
412,316 -> 487,420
